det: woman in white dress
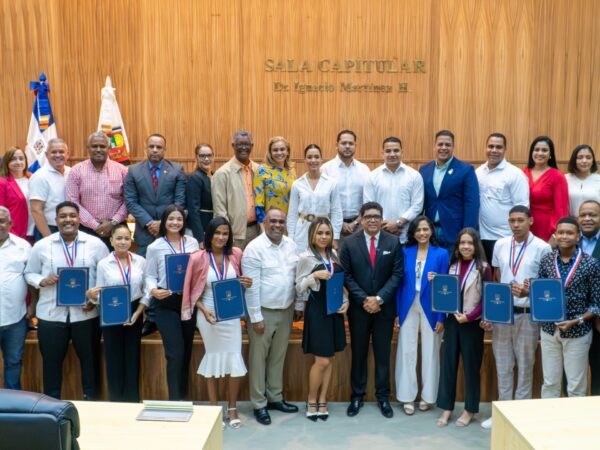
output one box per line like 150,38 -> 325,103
565,145 -> 600,216
182,217 -> 252,429
287,144 -> 343,253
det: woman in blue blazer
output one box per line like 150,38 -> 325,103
395,215 -> 449,415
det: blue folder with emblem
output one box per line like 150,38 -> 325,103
212,278 -> 246,322
165,254 -> 190,294
431,274 -> 461,313
529,278 -> 566,323
99,285 -> 131,327
326,272 -> 345,315
483,282 -> 514,324
57,267 -> 89,306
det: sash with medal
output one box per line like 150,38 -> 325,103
57,237 -> 89,306
318,252 -> 344,315
99,253 -> 132,326
210,252 -> 246,322
163,237 -> 190,294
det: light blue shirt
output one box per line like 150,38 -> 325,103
432,156 -> 454,221
580,230 -> 600,256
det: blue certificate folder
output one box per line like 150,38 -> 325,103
530,278 -> 566,323
212,278 -> 247,322
326,272 -> 345,315
483,282 -> 514,324
165,254 -> 190,294
57,267 -> 89,306
431,274 -> 461,313
99,285 -> 131,327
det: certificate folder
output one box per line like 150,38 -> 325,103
57,267 -> 89,306
431,274 -> 461,313
326,272 -> 345,315
530,278 -> 566,322
483,282 -> 514,324
165,254 -> 190,294
212,278 -> 246,322
99,285 -> 131,327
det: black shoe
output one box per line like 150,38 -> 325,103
317,403 -> 329,421
346,399 -> 363,417
141,320 -> 157,337
306,402 -> 319,422
267,400 -> 299,413
253,407 -> 272,425
378,400 -> 394,418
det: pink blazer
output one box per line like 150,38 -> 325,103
0,175 -> 29,237
181,247 -> 243,320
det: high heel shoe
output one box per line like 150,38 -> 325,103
317,403 -> 329,421
306,402 -> 319,422
226,407 -> 241,429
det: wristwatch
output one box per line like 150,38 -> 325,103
577,316 -> 585,325
376,296 -> 384,306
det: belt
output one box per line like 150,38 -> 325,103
343,216 -> 359,223
299,213 -> 329,222
247,221 -> 258,226
513,306 -> 530,314
199,209 -> 213,213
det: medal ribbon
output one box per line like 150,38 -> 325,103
318,251 -> 334,274
209,251 -> 228,281
163,236 -> 185,254
60,237 -> 78,267
554,247 -> 582,288
114,252 -> 131,285
455,259 -> 476,291
509,236 -> 528,277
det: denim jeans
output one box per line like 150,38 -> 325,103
0,316 -> 28,389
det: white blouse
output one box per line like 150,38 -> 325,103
96,252 -> 148,305
145,235 -> 199,292
566,173 -> 600,216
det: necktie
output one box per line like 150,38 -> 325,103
369,236 -> 376,267
151,166 -> 159,192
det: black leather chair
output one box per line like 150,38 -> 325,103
0,389 -> 80,450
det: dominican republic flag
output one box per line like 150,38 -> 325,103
25,73 -> 57,173
97,76 -> 130,164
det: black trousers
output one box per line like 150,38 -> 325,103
154,294 -> 195,400
589,326 -> 600,396
37,317 -> 101,400
102,300 -> 143,402
481,240 -> 497,266
79,225 -> 112,251
347,305 -> 395,401
437,315 -> 484,413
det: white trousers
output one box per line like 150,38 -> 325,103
540,329 -> 592,398
395,294 -> 442,404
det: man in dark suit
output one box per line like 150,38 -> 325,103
579,200 -> 600,394
340,201 -> 403,419
124,133 -> 186,256
419,130 -> 480,251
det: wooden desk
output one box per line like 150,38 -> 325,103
71,401 -> 222,450
491,396 -> 599,449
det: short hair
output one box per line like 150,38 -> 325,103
46,138 -> 68,151
146,133 -> 167,146
110,223 -> 130,236
0,147 -> 29,178
527,136 -> 557,169
360,201 -> 383,217
265,136 -> 292,169
86,132 -> 110,147
0,205 -> 12,221
567,145 -> 597,174
509,205 -> 531,217
56,201 -> 79,215
204,216 -> 234,255
406,215 -> 438,247
556,216 -> 580,231
304,143 -> 322,157
382,136 -> 402,148
336,130 -> 356,143
158,204 -> 186,238
580,199 -> 600,210
194,143 -> 213,157
232,130 -> 253,144
487,132 -> 507,147
307,217 -> 338,264
435,130 -> 455,144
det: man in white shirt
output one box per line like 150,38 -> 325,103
242,208 -> 302,425
321,130 -> 370,236
363,136 -> 424,243
480,205 -> 551,429
0,207 -> 32,390
25,201 -> 109,399
476,133 -> 529,263
29,138 -> 71,241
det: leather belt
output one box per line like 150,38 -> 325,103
299,213 -> 329,222
513,306 -> 530,314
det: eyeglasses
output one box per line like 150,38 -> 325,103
362,214 -> 382,222
197,154 -> 213,160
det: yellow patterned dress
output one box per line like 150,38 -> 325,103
253,164 -> 296,223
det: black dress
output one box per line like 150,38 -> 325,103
302,262 -> 347,357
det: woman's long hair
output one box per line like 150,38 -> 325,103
307,217 -> 338,265
203,216 -> 234,255
405,215 -> 438,247
450,227 -> 487,278
158,204 -> 187,238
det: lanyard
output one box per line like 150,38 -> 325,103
209,251 -> 228,281
163,236 -> 185,254
60,237 -> 78,267
114,252 -> 131,285
455,259 -> 476,291
509,236 -> 528,277
318,251 -> 334,274
554,248 -> 582,288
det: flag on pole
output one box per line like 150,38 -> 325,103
97,76 -> 130,164
25,73 -> 58,173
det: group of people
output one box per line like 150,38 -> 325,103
0,128 -> 599,430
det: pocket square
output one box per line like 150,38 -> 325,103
382,250 -> 391,255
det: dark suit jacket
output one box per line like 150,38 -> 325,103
186,168 -> 213,242
419,157 -> 480,244
592,238 -> 600,260
124,159 -> 186,246
340,230 -> 403,320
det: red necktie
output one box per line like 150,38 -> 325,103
151,166 -> 159,192
369,236 -> 376,267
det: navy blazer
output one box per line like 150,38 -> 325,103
419,157 -> 480,245
396,244 -> 449,330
